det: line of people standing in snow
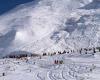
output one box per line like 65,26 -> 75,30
3,47 -> 100,60
42,47 -> 100,57
1,47 -> 98,77
41,47 -> 100,65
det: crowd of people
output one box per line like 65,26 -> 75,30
4,47 -> 100,63
42,47 -> 100,57
1,47 -> 99,77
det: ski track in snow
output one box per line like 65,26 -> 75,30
0,52 -> 100,80
0,1 -> 100,80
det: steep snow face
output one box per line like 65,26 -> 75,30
0,0 -> 98,56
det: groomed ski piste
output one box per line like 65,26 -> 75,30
0,50 -> 100,80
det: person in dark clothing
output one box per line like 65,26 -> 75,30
43,53 -> 46,56
79,48 -> 82,54
93,47 -> 96,53
63,50 -> 66,54
2,72 -> 5,76
54,60 -> 59,64
58,51 -> 62,54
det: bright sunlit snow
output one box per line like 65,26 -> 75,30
0,0 -> 100,80
0,0 -> 95,55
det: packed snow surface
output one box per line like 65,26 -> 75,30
0,52 -> 100,80
1,0 -> 100,56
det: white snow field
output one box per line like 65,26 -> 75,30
0,0 -> 100,80
0,52 -> 100,80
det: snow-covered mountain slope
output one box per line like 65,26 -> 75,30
0,0 -> 100,56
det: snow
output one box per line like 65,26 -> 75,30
0,0 -> 100,79
0,52 -> 100,80
0,0 -> 96,56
